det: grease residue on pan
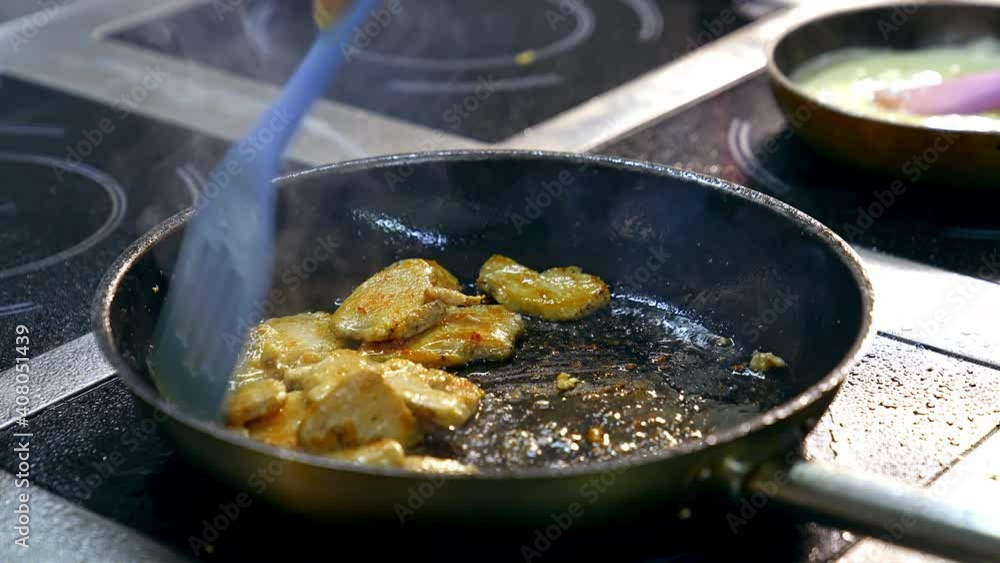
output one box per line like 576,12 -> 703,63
416,293 -> 795,470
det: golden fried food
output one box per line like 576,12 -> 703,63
359,305 -> 525,368
556,372 -> 580,391
326,438 -> 408,467
328,439 -> 479,474
295,351 -> 420,452
379,359 -> 485,427
234,312 -> 346,382
246,390 -> 308,449
225,378 -> 287,426
285,349 -> 382,402
221,254 -> 622,475
400,455 -> 479,475
476,255 -> 610,321
332,259 -> 483,342
750,351 -> 787,372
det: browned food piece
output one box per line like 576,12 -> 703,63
400,455 -> 479,475
360,305 -> 525,368
328,439 -> 479,474
294,351 -> 419,452
556,372 -> 580,391
331,259 -> 483,342
246,390 -> 308,449
285,349 -> 382,402
233,312 -> 347,382
379,359 -> 485,427
326,438 -> 408,467
225,378 -> 287,427
750,351 -> 787,372
476,255 -> 610,321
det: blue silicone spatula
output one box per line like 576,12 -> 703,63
150,0 -> 381,422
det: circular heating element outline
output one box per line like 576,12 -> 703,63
0,152 -> 127,279
349,0 -> 598,71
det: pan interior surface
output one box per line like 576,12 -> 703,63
420,292 -> 794,470
105,152 -> 869,475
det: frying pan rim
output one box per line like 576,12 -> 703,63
92,148 -> 877,481
764,0 -> 1000,138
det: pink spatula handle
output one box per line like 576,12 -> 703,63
884,68 -> 1000,115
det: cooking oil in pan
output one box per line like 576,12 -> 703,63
419,294 -> 794,470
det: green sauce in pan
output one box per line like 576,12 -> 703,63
791,39 -> 1000,131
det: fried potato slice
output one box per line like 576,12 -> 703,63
294,351 -> 419,452
360,305 -> 525,368
331,259 -> 482,342
246,390 -> 308,449
225,378 -> 287,427
379,358 -> 485,427
400,455 -> 479,475
328,439 -> 479,474
476,255 -> 610,321
234,312 -> 347,382
750,351 -> 787,372
285,349 -> 382,402
326,438 -> 407,467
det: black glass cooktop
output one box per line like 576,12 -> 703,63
2,66 -> 1000,563
110,0 -> 777,142
605,72 -> 1000,284
0,76 -> 299,371
5,336 -> 998,563
0,377 -> 847,563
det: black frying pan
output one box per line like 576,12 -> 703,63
93,150 -> 1000,561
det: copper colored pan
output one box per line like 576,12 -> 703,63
767,2 -> 1000,188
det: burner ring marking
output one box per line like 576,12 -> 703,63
0,152 -> 127,279
619,0 -> 663,42
727,119 -> 793,196
351,0 -> 596,71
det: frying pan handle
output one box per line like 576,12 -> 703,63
745,460 -> 1000,562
